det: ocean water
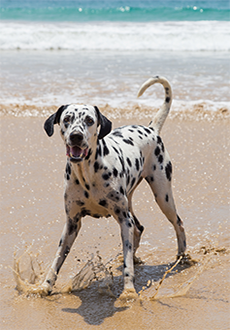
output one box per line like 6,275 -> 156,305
0,0 -> 229,117
0,0 -> 229,22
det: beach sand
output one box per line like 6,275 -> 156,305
1,114 -> 229,330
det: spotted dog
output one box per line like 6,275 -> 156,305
42,76 -> 186,298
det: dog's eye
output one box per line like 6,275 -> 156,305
85,116 -> 94,126
63,116 -> 71,123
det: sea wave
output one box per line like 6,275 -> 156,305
0,21 -> 229,51
1,5 -> 229,22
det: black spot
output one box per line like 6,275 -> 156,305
158,154 -> 163,163
157,136 -> 162,144
123,139 -> 134,146
155,146 -> 160,156
166,97 -> 171,103
123,211 -> 127,218
102,173 -> 110,180
59,238 -> 63,247
126,220 -> 132,228
133,215 -> 144,233
127,157 -> 132,167
95,142 -> 102,160
125,240 -> 132,251
99,199 -> 108,207
84,191 -> 89,198
165,161 -> 172,181
135,158 -> 139,171
113,167 -> 118,177
112,146 -> 120,154
102,139 -> 109,156
165,194 -> 169,202
118,156 -> 125,177
85,183 -> 90,190
144,127 -> 151,134
130,177 -> 136,188
94,161 -> 99,173
85,148 -> 92,160
128,129 -> 134,133
120,186 -> 125,195
113,131 -> 123,138
65,163 -> 71,178
75,179 -> 79,185
153,165 -> 156,171
126,175 -> 130,186
114,207 -> 121,215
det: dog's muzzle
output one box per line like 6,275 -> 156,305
66,145 -> 88,163
66,132 -> 88,163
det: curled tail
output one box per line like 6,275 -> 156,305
137,76 -> 172,134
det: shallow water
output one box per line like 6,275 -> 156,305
0,50 -> 229,115
1,116 -> 229,329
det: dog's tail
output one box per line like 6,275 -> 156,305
137,76 -> 172,134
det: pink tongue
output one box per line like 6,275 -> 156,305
70,146 -> 82,158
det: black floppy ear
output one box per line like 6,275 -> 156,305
44,105 -> 67,137
94,106 -> 112,139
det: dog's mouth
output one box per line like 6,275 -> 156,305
66,145 -> 88,163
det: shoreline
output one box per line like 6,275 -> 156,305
1,103 -> 229,121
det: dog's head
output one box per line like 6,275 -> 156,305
44,104 -> 112,163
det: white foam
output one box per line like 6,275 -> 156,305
0,21 -> 229,51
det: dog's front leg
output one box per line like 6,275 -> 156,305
41,216 -> 81,295
119,213 -> 138,299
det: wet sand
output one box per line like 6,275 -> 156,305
0,115 -> 229,330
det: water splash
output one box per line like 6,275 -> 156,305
12,250 -> 114,297
12,247 -> 226,300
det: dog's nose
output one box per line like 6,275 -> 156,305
69,132 -> 84,145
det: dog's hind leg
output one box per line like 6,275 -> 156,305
128,193 -> 144,258
145,172 -> 186,257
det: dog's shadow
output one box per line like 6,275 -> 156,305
62,261 -> 191,325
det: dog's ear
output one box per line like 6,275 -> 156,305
44,105 -> 67,137
94,106 -> 112,139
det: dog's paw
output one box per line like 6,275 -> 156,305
39,281 -> 53,296
177,253 -> 198,266
118,288 -> 138,302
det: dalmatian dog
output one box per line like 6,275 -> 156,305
42,76 -> 186,298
